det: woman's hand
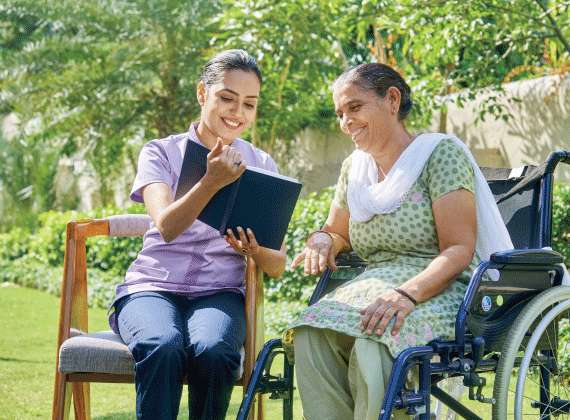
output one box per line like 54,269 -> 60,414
205,137 -> 246,189
225,226 -> 260,257
360,290 -> 416,337
291,232 -> 337,275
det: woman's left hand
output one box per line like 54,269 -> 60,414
360,290 -> 416,337
225,226 -> 260,257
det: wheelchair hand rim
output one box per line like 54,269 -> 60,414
514,298 -> 570,419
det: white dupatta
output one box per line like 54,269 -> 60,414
347,133 -> 514,266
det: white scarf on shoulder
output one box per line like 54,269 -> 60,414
347,133 -> 513,267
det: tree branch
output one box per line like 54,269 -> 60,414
533,0 -> 570,54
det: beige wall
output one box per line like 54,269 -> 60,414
440,74 -> 570,182
285,74 -> 570,193
279,127 -> 353,194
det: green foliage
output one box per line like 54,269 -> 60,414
1,0 -> 223,204
220,0 -> 344,149
2,0 -> 569,220
553,182 -> 570,262
265,187 -> 335,302
335,0 -> 570,128
263,300 -> 305,338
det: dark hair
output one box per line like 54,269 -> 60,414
334,63 -> 413,120
200,49 -> 262,87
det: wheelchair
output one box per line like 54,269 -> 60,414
238,150 -> 570,420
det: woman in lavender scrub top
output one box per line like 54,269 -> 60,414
109,50 -> 286,420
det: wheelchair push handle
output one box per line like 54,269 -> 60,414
545,150 -> 570,173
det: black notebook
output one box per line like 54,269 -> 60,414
175,140 -> 302,250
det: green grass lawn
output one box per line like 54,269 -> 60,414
0,286 -> 300,419
3,285 -> 541,420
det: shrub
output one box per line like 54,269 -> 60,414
553,183 -> 570,262
264,187 -> 335,302
2,182 -> 570,338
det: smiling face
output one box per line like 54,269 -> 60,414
333,81 -> 401,154
197,69 -> 260,145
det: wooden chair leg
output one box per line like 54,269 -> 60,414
52,371 -> 72,420
72,382 -> 91,420
248,398 -> 256,420
257,394 -> 264,420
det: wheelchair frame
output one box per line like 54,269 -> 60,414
238,150 -> 570,420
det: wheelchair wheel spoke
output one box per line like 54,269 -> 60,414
493,292 -> 570,419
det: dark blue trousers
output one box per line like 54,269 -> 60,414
115,291 -> 246,420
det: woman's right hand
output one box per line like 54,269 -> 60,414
291,232 -> 337,275
205,137 -> 246,189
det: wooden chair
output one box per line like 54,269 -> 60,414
51,215 -> 265,420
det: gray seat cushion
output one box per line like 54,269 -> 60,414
59,330 -> 135,375
59,330 -> 246,378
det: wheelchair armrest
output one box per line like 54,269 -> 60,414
490,248 -> 563,265
335,251 -> 367,267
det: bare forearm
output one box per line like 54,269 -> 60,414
253,247 -> 286,277
155,177 -> 219,242
398,245 -> 474,303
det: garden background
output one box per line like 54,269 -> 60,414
1,0 -> 569,418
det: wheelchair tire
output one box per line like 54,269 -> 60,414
492,286 -> 570,419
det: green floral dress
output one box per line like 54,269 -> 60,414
288,139 -> 479,357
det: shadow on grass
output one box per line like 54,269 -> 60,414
92,401 -> 244,420
0,356 -> 46,363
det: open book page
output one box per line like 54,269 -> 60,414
245,165 -> 300,184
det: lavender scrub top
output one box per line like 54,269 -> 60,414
108,124 -> 278,333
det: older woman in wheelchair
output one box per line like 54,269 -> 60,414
238,62 -> 570,420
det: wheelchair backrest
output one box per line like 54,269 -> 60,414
468,165 -> 558,350
481,165 -> 543,249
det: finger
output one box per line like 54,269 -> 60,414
224,234 -> 240,250
375,307 -> 397,336
304,249 -> 313,275
226,148 -> 237,163
220,145 -> 232,162
310,249 -> 320,275
360,301 -> 382,328
317,246 -> 328,272
225,233 -> 239,246
327,249 -> 337,271
233,150 -> 243,165
364,307 -> 386,335
236,162 -> 247,176
226,228 -> 241,245
246,228 -> 259,248
291,250 -> 306,269
208,138 -> 224,158
236,226 -> 249,246
391,312 -> 407,336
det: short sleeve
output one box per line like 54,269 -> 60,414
263,154 -> 279,174
426,139 -> 475,202
130,141 -> 174,203
332,156 -> 352,210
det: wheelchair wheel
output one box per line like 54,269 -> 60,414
492,286 -> 570,419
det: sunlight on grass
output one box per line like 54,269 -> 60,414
0,286 -> 300,419
6,286 -> 562,419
